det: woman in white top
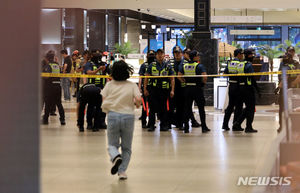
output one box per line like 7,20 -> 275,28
101,60 -> 142,180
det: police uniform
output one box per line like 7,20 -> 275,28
139,61 -> 150,128
222,58 -> 245,131
87,61 -> 109,128
77,83 -> 102,132
146,60 -> 174,131
180,60 -> 210,133
42,62 -> 65,125
232,60 -> 257,133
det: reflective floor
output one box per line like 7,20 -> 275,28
41,99 -> 281,193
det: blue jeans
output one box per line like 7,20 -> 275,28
61,78 -> 70,100
107,111 -> 135,173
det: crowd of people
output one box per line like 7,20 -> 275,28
40,45 -> 300,180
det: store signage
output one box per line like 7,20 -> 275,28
230,30 -> 275,35
211,16 -> 263,23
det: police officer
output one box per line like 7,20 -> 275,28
181,48 -> 201,128
77,83 -> 102,132
86,49 -> 109,129
138,50 -> 156,128
179,50 -> 210,133
232,48 -> 259,133
42,50 -> 66,125
144,49 -> 175,132
277,46 -> 300,132
222,49 -> 244,131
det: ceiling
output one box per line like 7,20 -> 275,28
42,0 -> 300,9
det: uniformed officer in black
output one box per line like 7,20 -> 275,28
86,49 -> 109,129
222,49 -> 244,131
77,83 -> 102,132
232,49 -> 259,133
138,50 -> 156,128
276,46 -> 300,132
181,48 -> 201,128
178,50 -> 210,133
42,50 -> 66,125
144,49 -> 175,132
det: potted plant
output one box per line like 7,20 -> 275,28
114,41 -> 137,58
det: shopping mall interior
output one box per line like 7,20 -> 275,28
2,0 -> 300,193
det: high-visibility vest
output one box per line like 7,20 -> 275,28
150,62 -> 170,89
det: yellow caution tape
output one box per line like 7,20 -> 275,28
41,70 -> 300,79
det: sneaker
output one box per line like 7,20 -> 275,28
142,124 -> 147,129
245,128 -> 258,133
118,172 -> 127,180
111,155 -> 122,175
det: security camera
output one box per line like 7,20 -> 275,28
147,9 -> 150,12
137,9 -> 141,11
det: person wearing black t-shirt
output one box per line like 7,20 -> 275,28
61,49 -> 72,101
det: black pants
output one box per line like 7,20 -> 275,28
183,86 -> 207,128
43,85 -> 65,121
235,86 -> 256,128
175,86 -> 185,127
222,84 -> 243,128
148,88 -> 169,129
77,86 -> 102,128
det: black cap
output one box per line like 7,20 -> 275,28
148,50 -> 155,55
234,49 -> 244,57
189,50 -> 201,60
287,46 -> 295,52
173,46 -> 182,53
183,48 -> 191,54
156,48 -> 165,54
244,48 -> 255,56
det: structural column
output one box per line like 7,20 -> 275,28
0,0 -> 40,192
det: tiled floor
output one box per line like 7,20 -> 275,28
41,99 -> 281,193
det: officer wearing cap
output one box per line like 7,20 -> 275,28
183,48 -> 191,61
178,50 -> 210,133
42,50 -> 66,125
222,49 -> 245,131
276,46 -> 300,132
144,49 -> 175,132
85,49 -> 110,129
138,50 -> 156,128
232,48 -> 259,133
